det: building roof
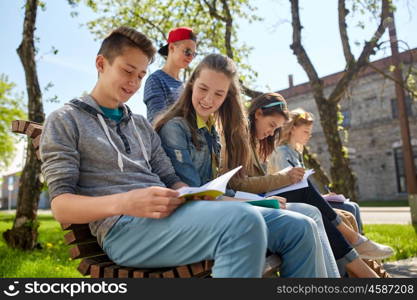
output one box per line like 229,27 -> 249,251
278,48 -> 417,99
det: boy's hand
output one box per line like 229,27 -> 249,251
122,186 -> 185,219
286,167 -> 305,184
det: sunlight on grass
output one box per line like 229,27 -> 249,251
1,213 -> 416,277
364,224 -> 417,262
0,213 -> 84,278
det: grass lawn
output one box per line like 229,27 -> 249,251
1,213 -> 416,277
0,213 -> 84,278
363,224 -> 417,262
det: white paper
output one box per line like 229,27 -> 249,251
176,166 -> 242,197
234,191 -> 264,201
264,169 -> 315,197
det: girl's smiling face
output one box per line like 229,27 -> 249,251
191,68 -> 231,121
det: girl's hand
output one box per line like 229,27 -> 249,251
267,196 -> 287,209
287,167 -> 305,184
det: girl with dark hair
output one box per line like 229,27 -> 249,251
231,92 -> 393,277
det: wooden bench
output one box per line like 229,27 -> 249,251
12,119 -> 281,278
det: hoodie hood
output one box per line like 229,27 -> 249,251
68,95 -> 150,172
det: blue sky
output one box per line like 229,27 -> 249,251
1,0 -> 416,118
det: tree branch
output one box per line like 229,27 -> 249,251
289,0 -> 325,101
329,0 -> 391,104
240,83 -> 263,98
202,0 -> 226,21
338,0 -> 355,67
220,0 -> 234,59
367,63 -> 417,96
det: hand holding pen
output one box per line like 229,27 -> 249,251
286,159 -> 305,184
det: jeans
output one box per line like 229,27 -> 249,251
102,200 -> 326,278
277,180 -> 359,266
329,201 -> 363,234
286,202 -> 340,278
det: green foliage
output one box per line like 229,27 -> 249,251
0,214 -> 82,277
405,67 -> 417,98
364,224 -> 417,262
0,75 -> 26,171
71,0 -> 262,83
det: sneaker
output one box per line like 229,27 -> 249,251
354,238 -> 394,260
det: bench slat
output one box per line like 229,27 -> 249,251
189,261 -> 205,276
32,134 -> 41,149
18,120 -> 31,133
90,262 -> 115,278
77,255 -> 110,276
11,120 -> 20,133
61,223 -> 90,231
26,123 -> 43,138
104,265 -> 121,278
118,267 -> 137,278
175,265 -> 192,278
64,227 -> 96,245
70,242 -> 104,259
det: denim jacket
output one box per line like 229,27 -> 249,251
270,144 -> 305,172
158,117 -> 221,187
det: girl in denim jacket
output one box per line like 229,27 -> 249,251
155,53 -> 329,278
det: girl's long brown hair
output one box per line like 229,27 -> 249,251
247,93 -> 289,162
154,53 -> 251,176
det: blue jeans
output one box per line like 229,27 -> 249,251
102,200 -> 326,278
277,181 -> 359,265
329,201 -> 363,234
286,203 -> 340,278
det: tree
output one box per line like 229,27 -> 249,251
288,0 -> 391,202
0,75 -> 26,171
70,0 -> 262,96
3,0 -> 45,250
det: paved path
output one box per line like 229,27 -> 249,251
361,207 -> 412,224
383,257 -> 417,278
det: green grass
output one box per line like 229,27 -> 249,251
1,213 -> 416,277
358,200 -> 409,207
363,224 -> 417,262
0,213 -> 84,278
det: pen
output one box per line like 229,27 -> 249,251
287,159 -> 295,167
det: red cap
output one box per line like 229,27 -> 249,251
158,27 -> 196,56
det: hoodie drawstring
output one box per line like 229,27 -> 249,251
97,113 -> 151,172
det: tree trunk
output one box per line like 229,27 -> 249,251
315,99 -> 357,202
303,146 -> 331,194
3,0 -> 44,250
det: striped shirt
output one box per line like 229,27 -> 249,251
143,70 -> 183,123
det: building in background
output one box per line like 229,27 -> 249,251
0,139 -> 50,210
278,48 -> 417,201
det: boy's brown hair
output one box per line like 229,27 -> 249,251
97,26 -> 156,63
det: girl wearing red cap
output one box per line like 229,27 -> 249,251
144,27 -> 197,123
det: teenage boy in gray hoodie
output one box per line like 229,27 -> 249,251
40,27 -> 269,277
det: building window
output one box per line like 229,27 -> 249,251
391,96 -> 413,119
393,146 -> 417,193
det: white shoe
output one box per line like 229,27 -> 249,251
354,238 -> 394,260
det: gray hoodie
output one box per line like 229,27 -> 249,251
40,95 -> 181,246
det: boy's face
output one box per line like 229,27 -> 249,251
97,46 -> 149,104
169,39 -> 197,69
